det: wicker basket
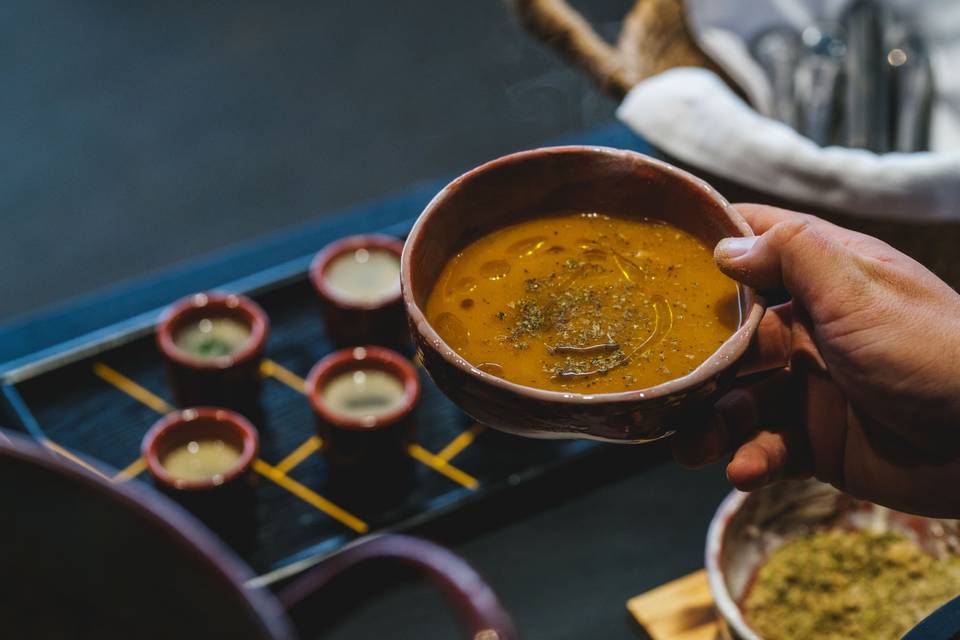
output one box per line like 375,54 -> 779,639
508,0 -> 960,289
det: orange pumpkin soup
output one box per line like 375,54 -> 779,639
425,213 -> 739,393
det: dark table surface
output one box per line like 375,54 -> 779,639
0,0 -> 630,323
0,2 -> 736,638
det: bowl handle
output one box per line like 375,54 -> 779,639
278,534 -> 518,639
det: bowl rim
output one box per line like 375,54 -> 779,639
400,145 -> 765,405
157,291 -> 269,371
142,406 -> 260,492
2,428 -> 293,639
309,234 -> 405,311
705,488 -> 760,640
304,345 -> 421,431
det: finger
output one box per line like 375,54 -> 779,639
735,203 -> 907,264
803,369 -> 848,487
731,203 -> 805,235
723,369 -> 799,443
671,413 -> 728,468
788,305 -> 828,372
670,370 -> 793,468
718,370 -> 809,487
726,308 -> 844,492
739,302 -> 792,376
789,306 -> 846,486
726,431 -> 785,490
726,427 -> 815,490
671,383 -> 763,468
714,217 -> 860,312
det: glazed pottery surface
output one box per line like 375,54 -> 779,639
0,429 -> 291,640
1,429 -> 517,639
402,146 -> 764,442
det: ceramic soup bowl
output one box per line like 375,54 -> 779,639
401,146 -> 763,442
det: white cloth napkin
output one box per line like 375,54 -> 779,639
615,0 -> 960,221
617,68 -> 960,220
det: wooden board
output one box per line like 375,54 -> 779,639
627,569 -> 719,640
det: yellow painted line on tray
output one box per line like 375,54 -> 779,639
42,439 -> 113,482
253,458 -> 368,534
275,435 -> 323,474
260,357 -> 478,489
93,362 -> 173,414
407,444 -> 478,490
436,423 -> 487,462
260,358 -> 306,393
114,456 -> 148,482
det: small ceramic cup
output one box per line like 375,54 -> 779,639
310,234 -> 407,349
143,406 -> 259,491
157,291 -> 269,414
305,346 -> 420,473
143,406 -> 259,549
402,146 -> 765,443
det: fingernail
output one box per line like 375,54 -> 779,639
715,237 -> 757,261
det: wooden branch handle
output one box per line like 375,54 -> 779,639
509,0 -> 636,97
508,0 -> 740,100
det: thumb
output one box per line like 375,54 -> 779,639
714,218 -> 855,308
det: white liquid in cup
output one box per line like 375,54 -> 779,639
321,369 -> 406,422
324,248 -> 401,305
174,316 -> 252,360
161,438 -> 242,484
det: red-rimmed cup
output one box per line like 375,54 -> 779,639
157,291 -> 270,414
309,235 -> 406,349
143,407 -> 259,549
143,407 -> 259,492
305,346 -> 420,470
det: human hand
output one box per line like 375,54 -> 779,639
672,204 -> 960,517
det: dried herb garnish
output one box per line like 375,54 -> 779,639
547,342 -> 619,355
496,252 -> 674,383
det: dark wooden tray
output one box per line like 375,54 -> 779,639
0,217 -> 599,586
0,123 -> 657,593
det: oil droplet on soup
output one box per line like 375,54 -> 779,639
447,276 -> 478,296
480,260 -> 511,281
433,311 -> 469,351
425,213 -> 739,393
506,236 -> 547,258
